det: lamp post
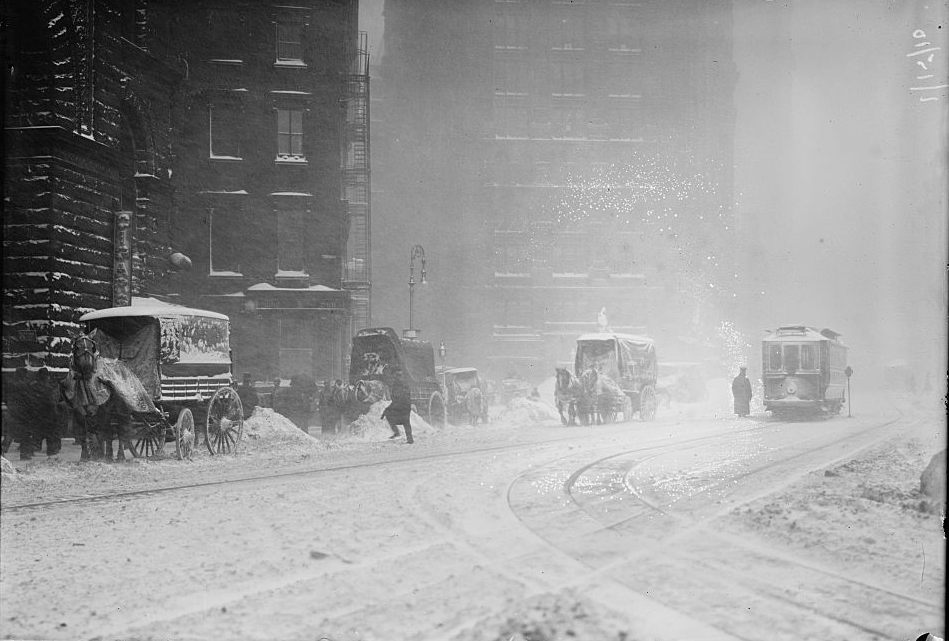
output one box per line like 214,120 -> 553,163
844,366 -> 853,417
406,244 -> 426,338
438,340 -> 447,387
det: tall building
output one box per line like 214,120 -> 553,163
2,0 -> 367,385
375,0 -> 735,381
2,0 -> 181,373
151,0 -> 361,383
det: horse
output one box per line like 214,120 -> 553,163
554,367 -> 581,426
577,367 -> 601,425
464,387 -> 485,425
60,333 -> 133,460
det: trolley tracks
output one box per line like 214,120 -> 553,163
505,411 -> 940,640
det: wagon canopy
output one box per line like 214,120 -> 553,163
80,297 -> 232,395
350,327 -> 437,386
575,332 -> 655,378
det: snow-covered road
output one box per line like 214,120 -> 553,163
1,392 -> 944,641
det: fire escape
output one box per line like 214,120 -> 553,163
341,31 -> 372,334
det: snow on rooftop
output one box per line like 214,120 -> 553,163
245,283 -> 341,293
79,297 -> 229,321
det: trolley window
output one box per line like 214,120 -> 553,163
800,344 -> 817,369
784,345 -> 800,372
768,344 -> 782,370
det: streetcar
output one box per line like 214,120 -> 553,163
761,325 -> 848,417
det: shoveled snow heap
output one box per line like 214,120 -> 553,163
0,456 -> 17,483
241,407 -> 323,453
497,396 -> 561,425
451,589 -> 632,641
346,400 -> 437,441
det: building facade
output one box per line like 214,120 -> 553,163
375,0 -> 735,381
150,0 -> 361,384
2,0 -> 181,372
2,0 -> 367,385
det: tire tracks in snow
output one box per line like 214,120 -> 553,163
506,410 -> 940,640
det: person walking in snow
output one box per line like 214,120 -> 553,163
382,367 -> 413,444
731,366 -> 753,417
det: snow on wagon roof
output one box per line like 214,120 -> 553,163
80,297 -> 229,322
576,332 -> 654,346
763,326 -> 843,343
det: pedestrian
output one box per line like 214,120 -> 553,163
270,377 -> 283,410
381,367 -> 413,444
319,380 -> 339,435
731,366 -> 753,417
32,367 -> 62,456
4,368 -> 31,458
236,372 -> 259,420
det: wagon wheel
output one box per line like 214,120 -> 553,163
639,385 -> 657,422
428,391 -> 447,428
133,415 -> 166,458
174,408 -> 196,460
206,387 -> 244,455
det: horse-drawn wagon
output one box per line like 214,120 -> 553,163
441,367 -> 488,425
67,297 -> 244,460
555,332 -> 658,425
348,328 -> 447,427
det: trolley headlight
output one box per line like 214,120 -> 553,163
786,381 -> 797,395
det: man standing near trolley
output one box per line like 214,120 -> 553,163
732,366 -> 753,417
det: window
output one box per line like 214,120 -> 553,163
277,209 -> 306,273
552,103 -> 583,136
607,10 -> 641,51
278,318 -> 314,378
277,109 -> 304,158
784,345 -> 800,372
276,21 -> 303,62
800,344 -> 817,369
554,234 -> 586,272
552,11 -> 584,50
495,103 -> 529,136
768,344 -> 782,370
494,59 -> 530,95
551,60 -> 584,95
209,104 -> 241,158
494,9 -> 526,48
209,207 -> 242,274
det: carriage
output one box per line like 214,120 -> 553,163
349,327 -> 447,427
761,325 -> 848,417
441,367 -> 489,425
556,332 -> 658,425
75,297 -> 245,459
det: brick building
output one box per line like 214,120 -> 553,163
374,0 -> 735,381
2,0 -> 367,385
149,0 -> 363,383
2,0 -> 181,372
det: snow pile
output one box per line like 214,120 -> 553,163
242,408 -> 322,453
451,589 -> 632,641
0,456 -> 17,483
726,431 -> 945,598
496,396 -> 561,425
346,400 -> 437,442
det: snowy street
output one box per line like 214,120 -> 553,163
1,390 -> 943,641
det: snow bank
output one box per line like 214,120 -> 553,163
451,589 -> 632,641
242,407 -> 323,453
1,456 -> 17,483
345,400 -> 437,442
495,396 -> 561,426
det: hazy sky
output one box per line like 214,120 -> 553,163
360,0 -> 947,386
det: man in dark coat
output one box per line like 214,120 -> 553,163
381,368 -> 413,444
236,373 -> 259,420
731,367 -> 753,417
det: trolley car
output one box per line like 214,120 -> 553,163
761,326 -> 848,417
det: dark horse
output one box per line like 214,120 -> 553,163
554,367 -> 581,426
61,333 -> 137,461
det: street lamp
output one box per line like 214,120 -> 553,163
406,244 -> 427,338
